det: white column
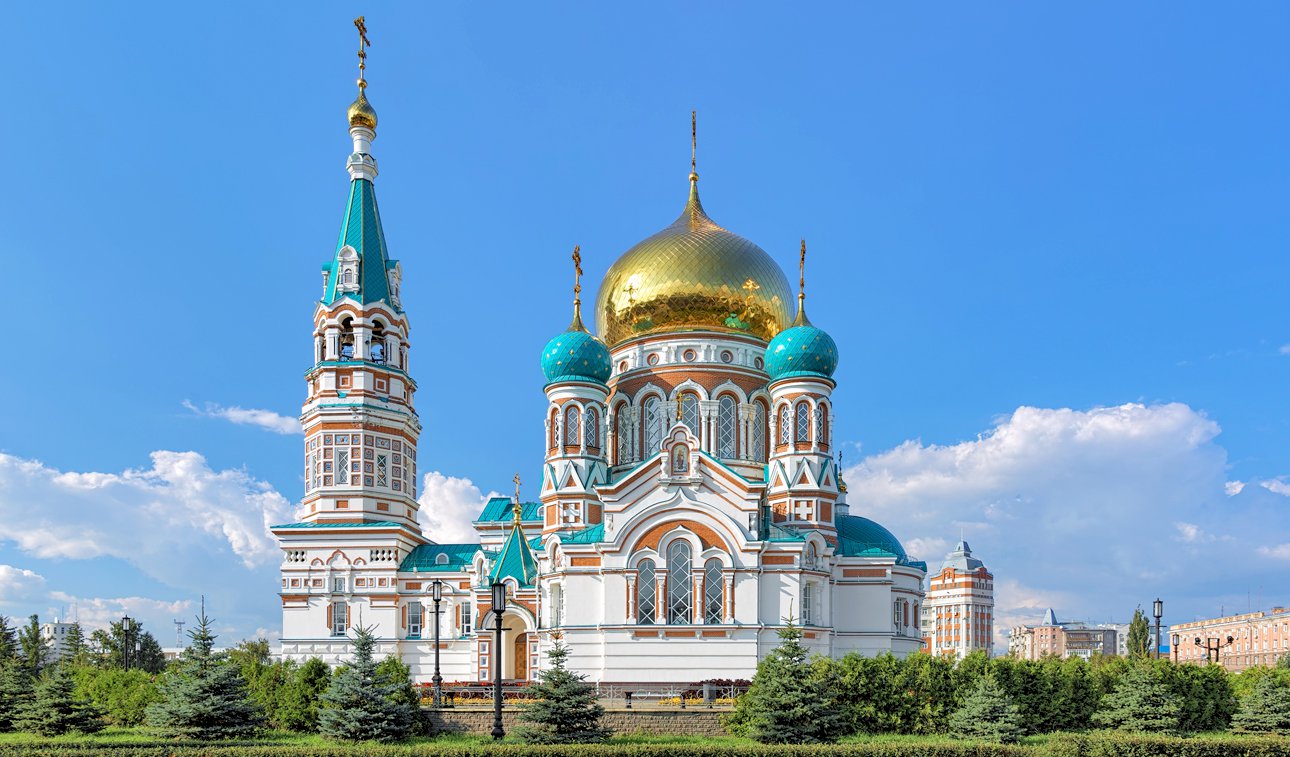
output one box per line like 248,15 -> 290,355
353,325 -> 370,360
325,328 -> 340,360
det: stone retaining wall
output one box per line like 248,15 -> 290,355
425,707 -> 729,737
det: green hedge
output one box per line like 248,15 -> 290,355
0,743 -> 1029,757
1046,733 -> 1290,756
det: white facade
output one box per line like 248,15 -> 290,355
922,541 -> 994,660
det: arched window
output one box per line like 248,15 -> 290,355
564,405 -> 581,446
804,543 -> 818,570
616,406 -> 631,464
643,397 -> 663,456
584,407 -> 599,449
752,401 -> 768,461
717,396 -> 736,458
794,402 -> 810,443
548,408 -> 559,450
550,584 -> 563,627
666,541 -> 693,624
636,560 -> 656,625
779,405 -> 791,445
703,558 -> 723,624
679,393 -> 700,436
815,404 -> 826,445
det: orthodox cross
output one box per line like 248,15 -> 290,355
354,16 -> 371,89
572,245 -> 582,306
799,239 -> 807,304
512,473 -> 523,524
690,110 -> 698,179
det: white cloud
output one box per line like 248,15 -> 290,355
1225,481 -> 1246,496
905,537 -> 950,562
417,472 -> 492,545
1256,544 -> 1290,560
0,451 -> 293,579
0,564 -> 47,604
183,400 -> 301,435
1280,344 -> 1290,355
47,591 -> 192,635
844,402 -> 1290,631
1261,479 -> 1290,496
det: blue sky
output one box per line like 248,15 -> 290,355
0,2 -> 1286,646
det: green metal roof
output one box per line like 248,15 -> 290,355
559,523 -> 605,544
835,514 -> 920,566
476,497 -> 542,523
321,178 -> 401,311
271,520 -> 404,529
489,523 -> 540,587
400,543 -> 479,572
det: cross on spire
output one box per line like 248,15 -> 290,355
690,110 -> 698,182
798,239 -> 807,307
512,473 -> 523,525
570,245 -> 584,330
354,16 -> 371,90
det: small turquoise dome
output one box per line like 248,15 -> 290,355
542,327 -> 611,384
764,311 -> 838,380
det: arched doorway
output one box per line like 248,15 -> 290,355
488,609 -> 535,682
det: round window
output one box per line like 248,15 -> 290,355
683,349 -> 697,362
754,356 -> 765,370
720,350 -> 733,364
618,360 -> 628,373
647,353 -> 660,366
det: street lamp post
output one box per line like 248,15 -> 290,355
1193,635 -> 1234,665
1171,634 -> 1180,663
490,581 -> 507,740
1152,598 -> 1163,660
431,580 -> 444,708
121,616 -> 133,671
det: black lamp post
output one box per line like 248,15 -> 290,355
120,616 -> 133,671
1172,633 -> 1180,663
1194,634 -> 1234,665
1152,598 -> 1163,660
431,580 -> 444,708
490,581 -> 507,740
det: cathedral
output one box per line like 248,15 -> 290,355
274,29 -> 928,686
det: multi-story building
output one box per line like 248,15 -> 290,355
921,541 -> 994,659
272,26 -> 928,686
1170,607 -> 1290,671
1009,609 -> 1117,660
40,620 -> 77,663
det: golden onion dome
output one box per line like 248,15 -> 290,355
347,89 -> 378,129
595,181 -> 793,347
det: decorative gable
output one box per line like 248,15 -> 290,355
336,245 -> 360,294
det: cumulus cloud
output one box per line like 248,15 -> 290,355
1280,344 -> 1290,355
46,591 -> 192,635
183,400 -> 301,435
0,451 -> 293,581
1257,544 -> 1290,560
1225,481 -> 1246,496
844,402 -> 1290,644
0,564 -> 47,604
417,472 -> 492,545
1261,479 -> 1290,496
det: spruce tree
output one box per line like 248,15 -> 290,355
17,615 -> 48,678
1092,662 -> 1181,734
516,643 -> 610,744
1231,676 -> 1290,735
14,664 -> 104,736
146,611 -> 263,739
0,661 -> 34,732
731,618 -> 847,744
61,623 -> 90,669
317,625 -> 413,742
949,675 -> 1024,744
0,616 -> 17,662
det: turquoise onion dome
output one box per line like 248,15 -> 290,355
542,250 -> 612,385
765,304 -> 838,381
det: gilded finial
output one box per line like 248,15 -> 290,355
512,473 -> 523,525
570,245 -> 585,331
354,16 -> 371,90
690,110 -> 698,183
792,239 -> 810,326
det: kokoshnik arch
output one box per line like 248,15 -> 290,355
272,26 -> 928,686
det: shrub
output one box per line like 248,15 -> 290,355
948,675 -> 1024,744
1231,674 -> 1290,735
70,667 -> 160,726
1091,663 -> 1181,734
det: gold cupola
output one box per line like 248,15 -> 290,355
348,90 -> 378,130
594,114 -> 792,347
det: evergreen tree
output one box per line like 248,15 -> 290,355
1231,676 -> 1290,735
730,619 -> 847,744
89,621 -> 166,673
17,615 -> 48,678
1092,662 -> 1181,734
948,675 -> 1024,744
0,661 -> 34,732
146,611 -> 263,739
1126,607 -> 1150,660
516,643 -> 610,744
14,665 -> 104,736
278,657 -> 331,732
61,623 -> 90,669
0,616 -> 18,662
375,655 -> 427,735
1278,654 -> 1290,671
317,625 -> 413,742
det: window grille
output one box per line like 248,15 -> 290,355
815,405 -> 825,444
408,601 -> 422,637
331,602 -> 347,637
332,576 -> 346,593
564,405 -> 581,446
643,398 -> 663,456
667,541 -> 693,624
717,396 -> 736,458
752,402 -> 767,461
795,402 -> 810,443
779,405 -> 791,444
704,558 -> 723,624
337,450 -> 349,484
636,560 -> 656,624
803,583 -> 815,625
680,394 -> 699,436
376,454 -> 388,487
584,407 -> 598,448
616,409 -> 632,463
